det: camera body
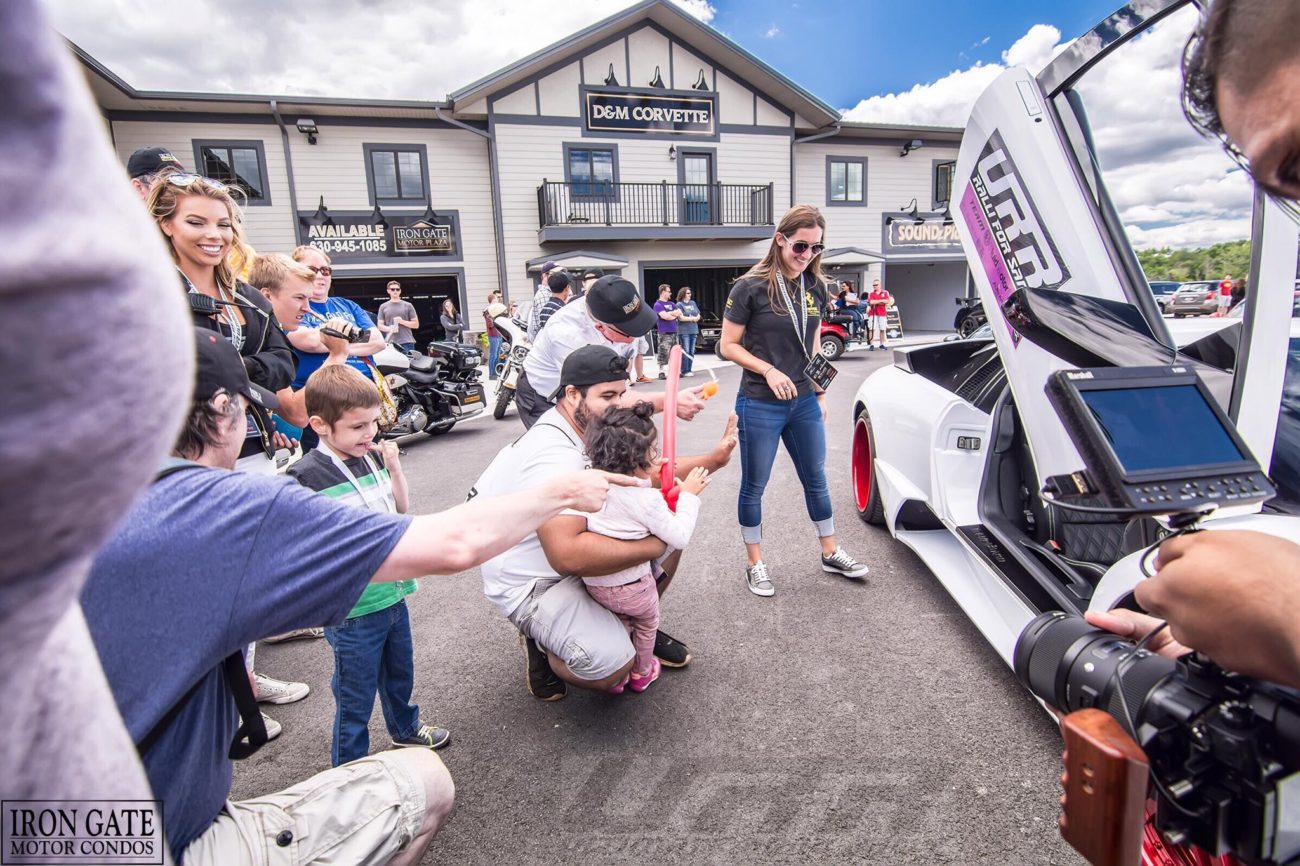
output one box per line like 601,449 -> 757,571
321,323 -> 371,344
1016,611 -> 1300,864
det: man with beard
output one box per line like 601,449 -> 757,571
472,345 -> 737,701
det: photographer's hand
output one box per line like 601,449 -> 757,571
1084,609 -> 1191,660
1134,530 -> 1300,690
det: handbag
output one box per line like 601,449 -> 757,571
364,357 -> 399,430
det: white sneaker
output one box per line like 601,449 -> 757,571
262,627 -> 324,644
745,561 -> 775,597
260,713 -> 282,741
253,674 -> 310,705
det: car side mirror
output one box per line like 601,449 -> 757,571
943,333 -> 961,342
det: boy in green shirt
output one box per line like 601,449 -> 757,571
286,365 -> 450,764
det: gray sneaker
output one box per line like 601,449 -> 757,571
745,561 -> 775,597
393,723 -> 451,751
822,546 -> 870,579
260,712 -> 282,741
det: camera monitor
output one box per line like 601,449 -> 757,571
1045,365 -> 1274,514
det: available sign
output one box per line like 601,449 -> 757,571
584,89 -> 716,136
296,211 -> 461,261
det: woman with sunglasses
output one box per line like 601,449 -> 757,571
720,204 -> 869,597
148,173 -> 295,472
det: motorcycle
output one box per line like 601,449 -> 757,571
491,314 -> 530,420
373,340 -> 485,438
953,295 -> 986,338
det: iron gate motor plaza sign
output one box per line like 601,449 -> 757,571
296,211 -> 462,262
584,90 -> 716,136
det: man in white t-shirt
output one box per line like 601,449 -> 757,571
516,275 -> 707,429
472,345 -> 737,701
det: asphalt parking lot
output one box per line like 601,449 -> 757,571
232,345 -> 1080,865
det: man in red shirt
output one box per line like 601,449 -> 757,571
1217,273 -> 1234,315
866,278 -> 892,350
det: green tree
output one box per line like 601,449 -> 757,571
1137,240 -> 1253,282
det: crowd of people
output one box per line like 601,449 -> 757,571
9,1 -> 1300,864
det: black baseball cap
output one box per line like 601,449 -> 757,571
194,328 -> 279,410
585,275 -> 657,338
549,345 -> 629,401
582,268 -> 602,281
127,146 -> 185,179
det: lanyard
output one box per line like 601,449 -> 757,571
181,267 -> 245,352
774,272 -> 811,361
322,446 -> 395,514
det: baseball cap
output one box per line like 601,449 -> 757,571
582,268 -> 602,281
549,345 -> 630,401
541,261 -> 559,273
127,146 -> 185,179
585,275 -> 657,338
194,328 -> 279,410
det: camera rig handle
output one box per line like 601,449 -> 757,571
1060,709 -> 1150,866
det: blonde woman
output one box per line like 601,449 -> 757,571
147,174 -> 295,468
719,205 -> 869,597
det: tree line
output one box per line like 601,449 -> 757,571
1137,240 -> 1252,282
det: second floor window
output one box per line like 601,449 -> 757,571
569,147 -> 615,196
829,158 -> 865,204
371,148 -> 425,200
199,143 -> 267,203
934,160 -> 956,208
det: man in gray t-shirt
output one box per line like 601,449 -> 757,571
377,281 -> 420,351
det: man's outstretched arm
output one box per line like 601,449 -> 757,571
373,470 -> 630,582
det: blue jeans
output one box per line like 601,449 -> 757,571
735,390 -> 834,545
324,599 -> 421,766
487,334 -> 502,380
396,341 -> 416,353
679,333 -> 697,373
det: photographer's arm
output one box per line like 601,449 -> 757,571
537,515 -> 667,577
1132,530 -> 1300,690
372,470 -> 631,582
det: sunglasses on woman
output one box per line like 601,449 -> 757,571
779,234 -> 825,256
306,265 -> 332,277
165,173 -> 228,192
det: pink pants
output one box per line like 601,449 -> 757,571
585,573 -> 660,676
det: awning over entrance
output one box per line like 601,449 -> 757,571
820,246 -> 886,268
526,250 -> 629,272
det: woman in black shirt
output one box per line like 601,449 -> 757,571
440,299 -> 466,343
720,205 -> 869,597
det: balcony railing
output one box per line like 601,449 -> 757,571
538,180 -> 774,229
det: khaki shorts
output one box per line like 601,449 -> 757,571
182,752 -> 427,866
508,576 -> 635,681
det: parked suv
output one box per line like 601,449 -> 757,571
696,310 -> 723,353
1148,280 -> 1181,313
1167,280 -> 1220,317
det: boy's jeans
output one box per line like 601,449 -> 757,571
324,599 -> 422,766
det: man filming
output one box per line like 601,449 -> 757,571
1089,0 -> 1300,692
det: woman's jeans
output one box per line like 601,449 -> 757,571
735,390 -> 834,545
679,333 -> 698,373
324,599 -> 422,766
487,334 -> 503,380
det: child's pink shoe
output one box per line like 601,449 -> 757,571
628,658 -> 661,693
608,674 -> 629,695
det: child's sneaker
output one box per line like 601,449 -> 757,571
628,658 -> 661,693
609,674 -> 629,694
392,722 -> 451,750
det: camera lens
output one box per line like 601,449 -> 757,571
1015,611 -> 1176,728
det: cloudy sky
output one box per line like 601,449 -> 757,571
47,0 -> 1248,249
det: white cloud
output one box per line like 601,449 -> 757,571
842,8 -> 1251,250
671,0 -> 717,23
765,26 -> 781,38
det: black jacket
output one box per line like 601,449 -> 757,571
191,282 -> 295,392
191,281 -> 294,458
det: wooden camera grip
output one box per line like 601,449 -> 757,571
1059,708 -> 1150,866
